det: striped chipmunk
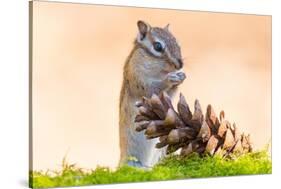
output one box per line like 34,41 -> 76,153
119,20 -> 186,167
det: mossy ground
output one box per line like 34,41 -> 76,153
30,151 -> 271,188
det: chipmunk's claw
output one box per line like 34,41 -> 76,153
167,71 -> 186,86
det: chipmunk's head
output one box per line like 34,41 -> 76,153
136,20 -> 183,70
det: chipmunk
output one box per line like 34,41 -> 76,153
119,20 -> 186,167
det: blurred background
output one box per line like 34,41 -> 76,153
32,1 -> 271,171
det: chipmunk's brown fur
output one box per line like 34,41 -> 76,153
119,20 -> 186,167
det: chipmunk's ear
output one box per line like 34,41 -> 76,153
164,23 -> 170,31
137,20 -> 150,40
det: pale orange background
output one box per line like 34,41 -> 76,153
32,1 -> 271,171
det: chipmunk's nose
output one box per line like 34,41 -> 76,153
174,58 -> 183,69
177,58 -> 183,69
168,57 -> 183,70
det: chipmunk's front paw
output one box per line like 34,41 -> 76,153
166,71 -> 186,86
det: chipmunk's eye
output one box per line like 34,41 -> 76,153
153,42 -> 163,52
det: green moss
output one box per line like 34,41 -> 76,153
30,151 -> 271,188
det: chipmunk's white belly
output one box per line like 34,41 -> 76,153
126,99 -> 166,168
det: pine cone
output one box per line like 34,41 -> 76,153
134,92 -> 252,157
